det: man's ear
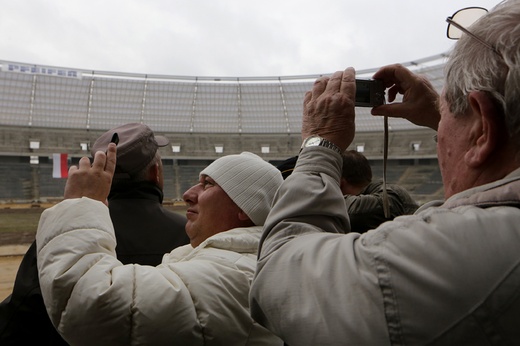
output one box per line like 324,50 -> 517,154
238,209 -> 251,222
464,91 -> 504,168
148,163 -> 160,184
340,177 -> 362,195
339,177 -> 349,195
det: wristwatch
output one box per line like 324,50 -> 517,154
300,135 -> 342,155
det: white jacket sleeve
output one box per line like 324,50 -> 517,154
36,197 -> 200,346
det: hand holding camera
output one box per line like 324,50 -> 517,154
302,68 -> 359,151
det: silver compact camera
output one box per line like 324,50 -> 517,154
355,79 -> 385,107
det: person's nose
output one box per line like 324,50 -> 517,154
182,184 -> 199,204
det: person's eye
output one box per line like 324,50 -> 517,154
202,179 -> 214,190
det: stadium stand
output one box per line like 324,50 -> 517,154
0,54 -> 447,204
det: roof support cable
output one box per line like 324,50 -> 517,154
190,78 -> 198,133
140,75 -> 148,124
28,75 -> 37,127
278,77 -> 290,134
237,78 -> 242,134
86,71 -> 95,131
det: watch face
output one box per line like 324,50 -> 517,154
305,137 -> 321,147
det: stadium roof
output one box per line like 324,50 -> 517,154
0,53 -> 448,134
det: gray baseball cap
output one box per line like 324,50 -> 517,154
91,123 -> 169,176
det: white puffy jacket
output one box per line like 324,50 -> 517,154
36,197 -> 282,346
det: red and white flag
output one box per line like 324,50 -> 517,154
52,153 -> 68,178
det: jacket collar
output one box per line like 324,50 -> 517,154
108,181 -> 164,203
442,167 -> 520,209
165,226 -> 263,262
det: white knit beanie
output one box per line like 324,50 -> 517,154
200,152 -> 283,226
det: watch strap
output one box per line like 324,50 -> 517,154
301,135 -> 342,155
319,138 -> 342,155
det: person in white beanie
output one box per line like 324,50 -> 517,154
35,149 -> 283,345
184,151 -> 283,246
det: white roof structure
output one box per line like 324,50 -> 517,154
0,53 -> 448,135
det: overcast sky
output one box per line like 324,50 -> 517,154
1,0 -> 502,77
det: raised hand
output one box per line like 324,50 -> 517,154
371,64 -> 441,130
63,143 -> 117,204
302,68 -> 357,151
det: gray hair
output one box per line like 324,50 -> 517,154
444,0 -> 520,148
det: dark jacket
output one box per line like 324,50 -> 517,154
0,181 -> 188,345
0,242 -> 67,345
108,181 -> 189,265
344,181 -> 419,233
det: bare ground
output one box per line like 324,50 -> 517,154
0,207 -> 39,301
0,203 -> 187,301
0,249 -> 29,301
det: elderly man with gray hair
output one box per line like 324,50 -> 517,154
250,1 -> 520,345
36,150 -> 283,345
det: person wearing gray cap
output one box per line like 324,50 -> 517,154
0,123 -> 188,345
91,123 -> 189,265
35,149 -> 284,345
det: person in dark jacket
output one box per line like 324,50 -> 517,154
95,123 -> 190,265
275,151 -> 418,233
340,150 -> 418,233
0,123 -> 188,345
